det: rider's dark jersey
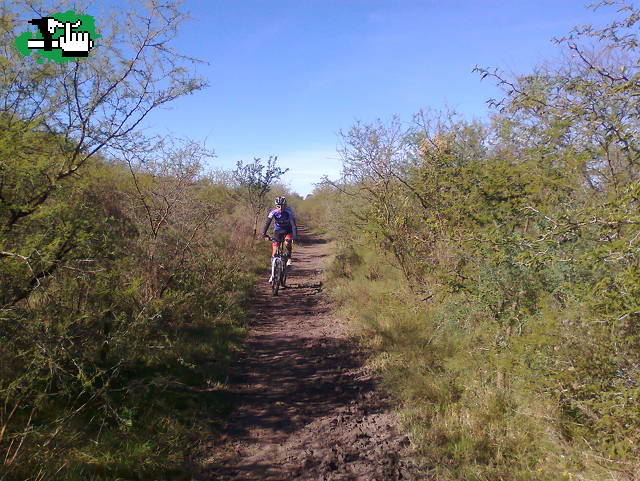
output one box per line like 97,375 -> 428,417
262,206 -> 297,237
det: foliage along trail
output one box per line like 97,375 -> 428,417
203,226 -> 427,480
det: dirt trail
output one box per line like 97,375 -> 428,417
203,227 -> 428,480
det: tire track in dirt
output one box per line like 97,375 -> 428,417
202,227 -> 429,480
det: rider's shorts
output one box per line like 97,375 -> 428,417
273,229 -> 293,245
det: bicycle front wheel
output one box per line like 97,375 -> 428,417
271,259 -> 281,296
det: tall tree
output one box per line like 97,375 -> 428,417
232,156 -> 288,241
1,0 -> 207,307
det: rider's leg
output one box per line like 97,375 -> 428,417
284,234 -> 293,266
269,241 -> 278,283
273,230 -> 286,257
284,235 -> 293,257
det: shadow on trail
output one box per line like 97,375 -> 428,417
225,230 -> 374,440
226,333 -> 380,437
296,235 -> 328,246
205,228 -> 415,481
284,282 -> 323,290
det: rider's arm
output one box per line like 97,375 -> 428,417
261,214 -> 273,237
289,208 -> 298,239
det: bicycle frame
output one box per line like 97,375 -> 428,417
268,236 -> 289,296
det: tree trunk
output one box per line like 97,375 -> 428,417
252,213 -> 259,246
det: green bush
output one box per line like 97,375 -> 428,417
317,4 -> 640,479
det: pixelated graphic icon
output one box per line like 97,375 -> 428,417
14,10 -> 99,63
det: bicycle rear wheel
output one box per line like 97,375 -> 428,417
271,258 -> 281,296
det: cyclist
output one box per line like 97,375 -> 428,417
261,196 -> 297,267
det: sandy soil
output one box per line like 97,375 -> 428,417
201,227 -> 430,480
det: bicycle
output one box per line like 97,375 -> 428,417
267,236 -> 289,296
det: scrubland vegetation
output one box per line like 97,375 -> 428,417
1,139 -> 263,480
0,2 -> 295,479
303,3 -> 640,480
4,0 -> 640,479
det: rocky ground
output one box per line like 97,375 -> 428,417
200,228 -> 430,480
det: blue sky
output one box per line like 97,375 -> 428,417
143,1 -> 619,196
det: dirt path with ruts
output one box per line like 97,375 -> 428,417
202,227 -> 428,480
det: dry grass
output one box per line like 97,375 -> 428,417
325,245 -> 638,481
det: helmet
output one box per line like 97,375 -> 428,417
275,196 -> 287,206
